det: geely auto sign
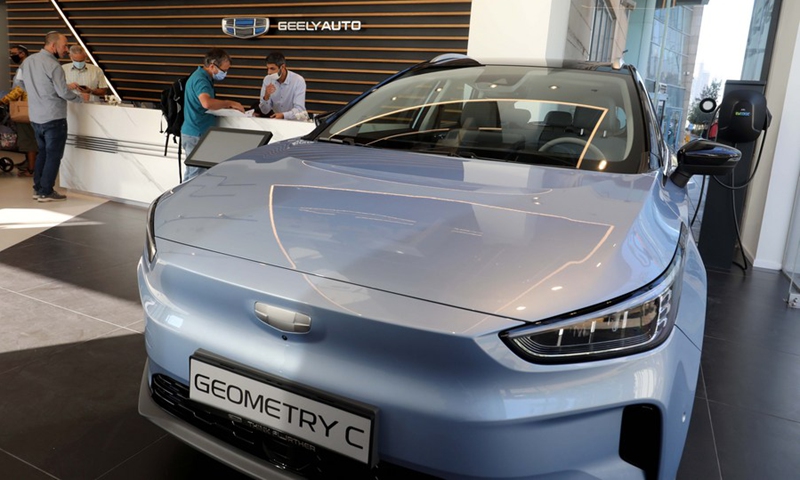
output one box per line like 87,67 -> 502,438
278,20 -> 362,31
222,17 -> 270,39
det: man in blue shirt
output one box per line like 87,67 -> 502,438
258,52 -> 307,121
181,48 -> 244,181
17,32 -> 89,202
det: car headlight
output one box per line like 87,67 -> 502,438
501,226 -> 688,364
145,190 -> 172,263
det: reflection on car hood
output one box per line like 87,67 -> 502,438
156,140 -> 681,322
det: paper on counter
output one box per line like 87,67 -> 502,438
206,108 -> 254,117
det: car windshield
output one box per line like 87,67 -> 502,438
318,64 -> 647,174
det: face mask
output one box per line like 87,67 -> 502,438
10,55 -> 21,64
266,72 -> 279,82
73,61 -> 86,70
212,68 -> 227,81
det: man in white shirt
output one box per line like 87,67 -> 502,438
258,52 -> 307,121
62,45 -> 108,102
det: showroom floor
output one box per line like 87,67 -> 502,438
0,169 -> 798,479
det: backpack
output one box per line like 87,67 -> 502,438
160,76 -> 191,178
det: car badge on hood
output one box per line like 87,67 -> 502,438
254,302 -> 311,334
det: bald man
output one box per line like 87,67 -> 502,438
16,31 -> 89,202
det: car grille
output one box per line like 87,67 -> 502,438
151,374 -> 440,479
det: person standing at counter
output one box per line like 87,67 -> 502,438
4,44 -> 38,177
63,45 -> 108,103
9,44 -> 29,87
17,31 -> 89,202
181,48 -> 245,181
258,52 -> 307,121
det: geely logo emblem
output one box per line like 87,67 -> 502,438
222,17 -> 270,39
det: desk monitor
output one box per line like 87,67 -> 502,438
184,127 -> 273,168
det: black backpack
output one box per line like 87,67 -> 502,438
160,76 -> 190,179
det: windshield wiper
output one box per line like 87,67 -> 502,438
413,147 -> 487,160
322,135 -> 375,147
317,137 -> 345,144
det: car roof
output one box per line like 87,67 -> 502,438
425,53 -> 633,75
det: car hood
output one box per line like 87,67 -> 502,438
155,140 -> 682,322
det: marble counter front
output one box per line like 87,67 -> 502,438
61,103 -> 316,205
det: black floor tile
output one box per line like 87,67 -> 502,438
0,450 -> 55,480
39,223 -> 145,257
39,204 -> 146,257
710,401 -> 800,480
677,397 -> 720,479
701,336 -> 800,422
0,342 -> 81,378
0,238 -> 142,301
0,203 -> 147,301
0,237 -> 132,279
704,268 -> 800,356
0,235 -> 112,269
0,202 -> 146,262
97,435 -> 251,480
58,259 -> 142,303
696,366 -> 707,400
0,334 -> 164,480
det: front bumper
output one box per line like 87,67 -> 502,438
138,359 -> 305,480
139,360 -> 440,479
138,241 -> 703,479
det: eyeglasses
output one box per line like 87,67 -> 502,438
212,63 -> 229,73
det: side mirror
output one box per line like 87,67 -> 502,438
670,139 -> 741,188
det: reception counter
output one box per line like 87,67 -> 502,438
61,103 -> 316,205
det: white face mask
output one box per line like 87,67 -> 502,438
212,69 -> 227,81
266,72 -> 279,82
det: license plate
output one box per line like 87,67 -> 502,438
189,355 -> 376,464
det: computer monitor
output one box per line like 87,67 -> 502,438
184,127 -> 273,168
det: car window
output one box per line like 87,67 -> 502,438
320,65 -> 646,174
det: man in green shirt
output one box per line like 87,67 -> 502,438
181,48 -> 244,181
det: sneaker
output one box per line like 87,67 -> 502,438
32,189 -> 40,199
37,191 -> 67,202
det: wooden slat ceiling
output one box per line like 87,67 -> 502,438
6,0 -> 471,113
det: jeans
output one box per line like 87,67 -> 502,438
31,118 -> 68,195
181,133 -> 206,182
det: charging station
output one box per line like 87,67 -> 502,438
697,80 -> 769,270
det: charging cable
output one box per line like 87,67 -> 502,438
706,126 -> 770,272
712,126 -> 768,190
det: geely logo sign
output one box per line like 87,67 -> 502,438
222,17 -> 270,39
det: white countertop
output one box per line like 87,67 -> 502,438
61,102 -> 316,204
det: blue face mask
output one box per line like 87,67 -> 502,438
73,60 -> 86,70
212,67 -> 227,82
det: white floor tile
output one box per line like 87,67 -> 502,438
0,162 -> 107,252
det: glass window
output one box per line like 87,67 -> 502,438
320,65 -> 646,174
589,0 -> 616,62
